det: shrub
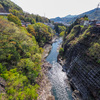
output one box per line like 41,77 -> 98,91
59,48 -> 64,56
8,14 -> 21,26
88,43 -> 100,62
32,23 -> 54,46
60,31 -> 65,36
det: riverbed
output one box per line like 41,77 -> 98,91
46,37 -> 73,100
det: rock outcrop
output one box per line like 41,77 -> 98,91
0,77 -> 6,93
61,26 -> 100,100
37,41 -> 55,100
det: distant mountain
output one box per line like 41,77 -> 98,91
51,8 -> 100,24
63,15 -> 77,18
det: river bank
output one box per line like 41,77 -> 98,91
37,36 -> 58,100
46,37 -> 73,100
38,36 -> 74,100
57,55 -> 82,100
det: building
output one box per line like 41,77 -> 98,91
21,20 -> 31,27
44,23 -> 54,29
80,20 -> 89,26
84,21 -> 89,26
96,24 -> 100,27
89,20 -> 97,26
96,21 -> 100,27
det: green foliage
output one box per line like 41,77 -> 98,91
8,14 -> 21,26
58,25 -> 66,33
32,23 -> 54,47
66,25 -> 81,42
31,18 -> 36,24
63,18 -> 100,66
9,9 -> 20,16
0,0 -> 23,12
83,15 -> 89,21
1,68 -> 39,100
64,18 -> 80,39
0,17 -> 42,99
97,59 -> 100,64
0,63 -> 6,74
27,25 -> 36,36
59,48 -> 64,56
0,0 -> 51,24
88,43 -> 100,63
17,58 -> 41,82
66,26 -> 90,46
21,13 -> 51,23
54,23 -> 66,34
60,31 -> 65,36
80,25 -> 84,28
0,4 -> 4,10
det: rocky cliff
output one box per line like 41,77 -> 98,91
61,25 -> 100,100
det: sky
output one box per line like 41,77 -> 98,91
11,0 -> 100,18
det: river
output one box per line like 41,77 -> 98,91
46,37 -> 73,100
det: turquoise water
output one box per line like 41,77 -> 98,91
46,37 -> 73,100
46,37 -> 62,64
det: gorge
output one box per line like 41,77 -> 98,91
46,37 -> 73,100
0,0 -> 100,100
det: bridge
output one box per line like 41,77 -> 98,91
0,13 -> 10,16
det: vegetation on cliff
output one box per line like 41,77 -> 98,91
27,23 -> 54,47
60,17 -> 100,99
54,23 -> 66,35
63,22 -> 100,64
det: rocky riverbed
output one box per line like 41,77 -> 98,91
37,36 -> 58,100
37,60 -> 54,100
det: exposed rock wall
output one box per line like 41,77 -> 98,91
62,26 -> 100,100
0,77 -> 6,93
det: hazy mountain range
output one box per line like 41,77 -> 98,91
51,8 -> 100,24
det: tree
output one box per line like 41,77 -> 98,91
8,14 -> 21,26
33,23 -> 54,46
31,19 -> 36,24
27,25 -> 36,36
58,25 -> 66,33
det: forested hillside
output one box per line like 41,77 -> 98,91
27,23 -> 54,47
0,17 -> 43,99
0,0 -> 55,99
0,0 -> 51,23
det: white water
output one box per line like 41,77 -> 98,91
46,38 -> 73,100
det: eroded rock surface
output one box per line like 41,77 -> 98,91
61,27 -> 100,100
0,77 -> 6,93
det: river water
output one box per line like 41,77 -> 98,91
46,37 -> 73,100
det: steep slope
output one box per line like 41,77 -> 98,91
51,8 -> 100,24
0,0 -> 51,23
59,23 -> 100,99
0,17 -> 43,100
0,0 -> 22,12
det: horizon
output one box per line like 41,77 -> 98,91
11,0 -> 100,19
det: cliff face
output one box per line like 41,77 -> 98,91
62,26 -> 100,100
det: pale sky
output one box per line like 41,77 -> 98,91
11,0 -> 100,18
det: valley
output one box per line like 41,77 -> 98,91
0,0 -> 100,100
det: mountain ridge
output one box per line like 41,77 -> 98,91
51,8 -> 100,24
